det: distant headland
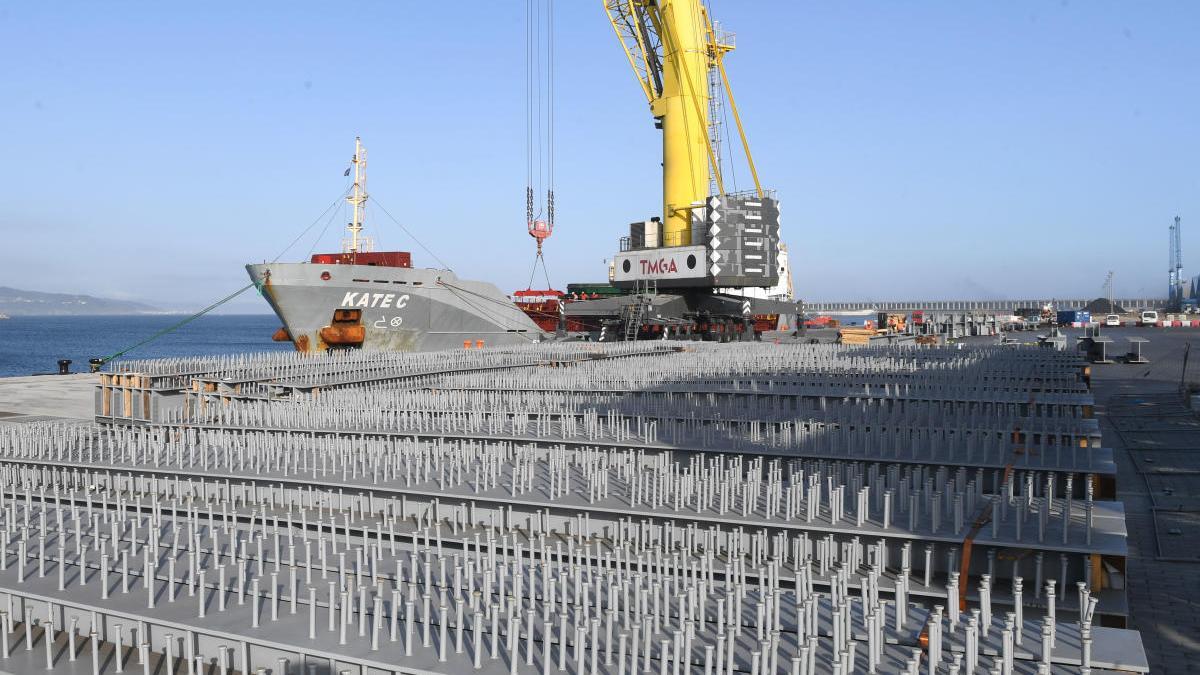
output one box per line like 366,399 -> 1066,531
0,286 -> 164,316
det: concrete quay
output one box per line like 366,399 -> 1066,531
0,374 -> 95,423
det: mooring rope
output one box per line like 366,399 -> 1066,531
94,282 -> 256,367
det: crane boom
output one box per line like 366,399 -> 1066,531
604,0 -> 764,247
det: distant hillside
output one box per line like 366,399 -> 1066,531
0,286 -> 162,316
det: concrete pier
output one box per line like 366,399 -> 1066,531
0,374 -> 95,422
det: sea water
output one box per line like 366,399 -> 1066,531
0,314 -> 292,377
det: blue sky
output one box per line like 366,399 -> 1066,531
0,1 -> 1196,311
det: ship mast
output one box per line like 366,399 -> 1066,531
345,137 -> 370,254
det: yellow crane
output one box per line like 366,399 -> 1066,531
603,0 -> 763,248
564,0 -> 797,343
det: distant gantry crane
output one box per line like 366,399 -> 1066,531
1169,215 -> 1184,309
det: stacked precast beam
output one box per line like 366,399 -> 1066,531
0,342 -> 1146,674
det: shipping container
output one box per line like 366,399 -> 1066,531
1056,310 -> 1092,325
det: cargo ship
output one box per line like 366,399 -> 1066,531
247,138 -> 545,352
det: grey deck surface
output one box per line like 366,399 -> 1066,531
1087,328 -> 1200,672
0,374 -> 95,422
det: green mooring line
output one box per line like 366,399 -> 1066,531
97,282 -> 257,365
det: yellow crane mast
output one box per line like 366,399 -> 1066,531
603,0 -> 762,248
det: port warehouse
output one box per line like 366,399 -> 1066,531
0,341 -> 1150,673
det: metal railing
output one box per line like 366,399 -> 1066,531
807,298 -> 1168,313
620,230 -> 696,251
718,187 -> 777,202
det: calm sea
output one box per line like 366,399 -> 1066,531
0,315 -> 293,377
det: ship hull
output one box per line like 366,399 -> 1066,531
246,262 -> 545,353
